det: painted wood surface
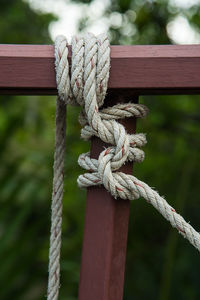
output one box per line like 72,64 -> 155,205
1,44 -> 200,94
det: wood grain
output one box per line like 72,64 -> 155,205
1,44 -> 200,94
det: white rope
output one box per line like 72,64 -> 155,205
48,32 -> 200,300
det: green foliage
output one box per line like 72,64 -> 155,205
125,95 -> 200,300
0,0 -> 56,44
0,0 -> 200,299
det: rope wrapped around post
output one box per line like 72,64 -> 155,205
47,32 -> 200,300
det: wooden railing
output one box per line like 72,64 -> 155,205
0,44 -> 200,300
1,44 -> 200,94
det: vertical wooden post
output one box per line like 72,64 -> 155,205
78,89 -> 138,300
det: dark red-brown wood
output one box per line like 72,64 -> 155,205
78,90 -> 138,300
1,44 -> 200,94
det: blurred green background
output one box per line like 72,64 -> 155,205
0,0 -> 200,299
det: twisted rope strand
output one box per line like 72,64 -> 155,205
49,32 -> 200,300
48,98 -> 66,300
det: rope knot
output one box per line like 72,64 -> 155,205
49,31 -> 200,300
55,32 -> 149,199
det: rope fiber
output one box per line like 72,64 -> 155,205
47,33 -> 200,300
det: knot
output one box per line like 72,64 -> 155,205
54,31 -> 149,199
50,34 -> 200,300
78,103 -> 148,200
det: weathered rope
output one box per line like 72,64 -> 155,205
48,32 -> 200,300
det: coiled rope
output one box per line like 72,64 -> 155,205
47,32 -> 200,300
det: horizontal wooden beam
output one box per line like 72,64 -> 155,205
1,44 -> 200,95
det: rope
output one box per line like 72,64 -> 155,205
48,32 -> 200,300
